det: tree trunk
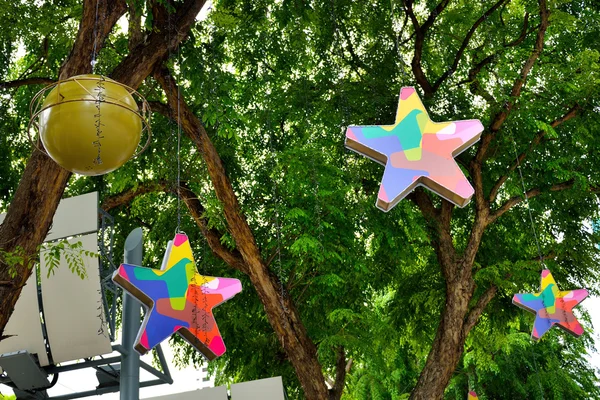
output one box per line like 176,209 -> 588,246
0,0 -> 127,341
409,276 -> 474,400
0,0 -> 206,342
155,68 -> 331,400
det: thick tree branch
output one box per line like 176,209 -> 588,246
328,346 -> 348,400
404,0 -> 451,97
488,104 -> 580,203
487,0 -> 549,136
463,285 -> 497,335
432,0 -> 508,92
408,190 -> 458,279
154,66 -> 330,399
59,0 -> 127,79
101,180 -> 169,211
127,0 -> 145,51
0,78 -> 56,90
111,0 -> 207,87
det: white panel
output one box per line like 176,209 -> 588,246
0,192 -> 97,240
40,234 -> 111,364
230,377 -> 285,400
144,386 -> 228,400
46,192 -> 98,241
0,272 -> 49,366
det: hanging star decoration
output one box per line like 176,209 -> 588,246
513,269 -> 588,341
468,391 -> 479,400
345,87 -> 483,211
112,233 -> 242,360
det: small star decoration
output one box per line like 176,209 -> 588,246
513,269 -> 588,340
345,87 -> 483,211
112,233 -> 242,360
468,391 -> 479,400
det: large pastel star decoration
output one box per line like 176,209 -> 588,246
345,87 -> 483,211
112,233 -> 242,360
468,391 -> 479,400
513,269 -> 588,341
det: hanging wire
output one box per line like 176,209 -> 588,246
510,138 -> 545,267
176,36 -> 183,233
91,0 -> 101,73
268,108 -> 289,325
510,133 -> 546,400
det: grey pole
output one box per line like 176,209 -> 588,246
121,227 -> 143,400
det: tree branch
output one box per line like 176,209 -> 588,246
153,66 -> 330,399
463,285 -> 497,336
488,179 -> 597,223
127,0 -> 144,51
473,0 -> 550,167
488,104 -> 580,203
178,182 -> 248,274
404,0 -> 452,97
0,78 -> 55,90
147,100 -> 173,120
59,0 -> 128,79
110,0 -> 207,87
487,0 -> 549,136
505,12 -> 530,47
432,0 -> 508,92
101,180 -> 170,211
328,346 -> 348,400
101,180 -> 248,274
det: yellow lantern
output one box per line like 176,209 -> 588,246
28,74 -> 151,175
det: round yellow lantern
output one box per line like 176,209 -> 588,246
28,74 -> 151,175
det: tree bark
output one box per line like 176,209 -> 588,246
0,0 -> 206,342
154,67 -> 331,400
409,278 -> 473,400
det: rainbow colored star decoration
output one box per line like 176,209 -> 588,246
345,87 -> 483,211
112,233 -> 242,360
513,269 -> 588,341
468,391 -> 479,400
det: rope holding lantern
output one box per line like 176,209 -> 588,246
28,74 -> 152,176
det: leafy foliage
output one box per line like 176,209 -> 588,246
1,0 -> 600,399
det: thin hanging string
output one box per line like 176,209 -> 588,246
510,135 -> 546,399
176,43 -> 182,233
91,0 -> 101,73
268,109 -> 288,325
511,138 -> 545,267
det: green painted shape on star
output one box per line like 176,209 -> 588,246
361,109 -> 424,151
520,284 -> 557,307
170,296 -> 187,310
132,257 -> 195,298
